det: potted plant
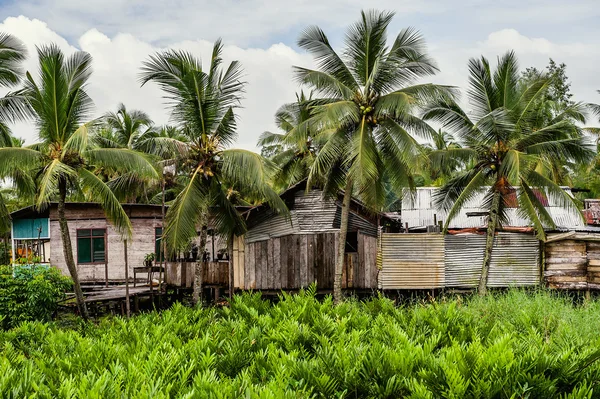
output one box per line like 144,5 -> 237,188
144,253 -> 155,267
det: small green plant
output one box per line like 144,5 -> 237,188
144,253 -> 155,266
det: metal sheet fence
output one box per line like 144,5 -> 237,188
379,232 -> 540,289
445,233 -> 540,288
379,234 -> 445,289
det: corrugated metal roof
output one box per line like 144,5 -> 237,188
402,187 -> 586,230
294,190 -> 338,231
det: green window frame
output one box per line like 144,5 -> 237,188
77,229 -> 106,264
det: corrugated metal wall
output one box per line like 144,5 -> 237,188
445,233 -> 540,288
379,232 -> 540,289
378,234 -> 445,289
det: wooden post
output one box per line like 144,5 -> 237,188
159,178 -> 166,292
124,239 -> 130,318
228,234 -> 234,301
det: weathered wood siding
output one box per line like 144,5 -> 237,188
233,235 -> 245,289
544,239 -> 600,290
165,261 -> 229,288
588,243 -> 600,287
48,205 -> 163,283
240,232 -> 377,290
379,233 -> 445,289
445,233 -> 540,288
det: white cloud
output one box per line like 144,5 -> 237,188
1,14 -> 599,152
430,28 -> 600,114
0,16 -> 313,150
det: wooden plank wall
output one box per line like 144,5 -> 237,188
233,235 -> 245,289
588,243 -> 600,287
241,232 -> 378,290
545,240 -> 587,289
166,261 -> 229,288
544,240 -> 600,290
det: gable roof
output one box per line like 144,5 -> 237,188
243,179 -> 380,225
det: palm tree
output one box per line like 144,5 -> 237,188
93,104 -> 158,202
423,51 -> 593,295
0,33 -> 29,234
94,103 -> 153,149
421,129 -> 464,185
294,10 -> 449,303
257,91 -> 320,190
140,39 -> 286,305
0,45 -> 158,318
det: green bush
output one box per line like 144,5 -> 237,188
0,265 -> 72,329
1,288 -> 600,398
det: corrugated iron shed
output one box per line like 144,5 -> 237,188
401,187 -> 585,230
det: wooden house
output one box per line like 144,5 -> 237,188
231,180 -> 381,292
9,203 -> 229,287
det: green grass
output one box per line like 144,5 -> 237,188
1,288 -> 600,398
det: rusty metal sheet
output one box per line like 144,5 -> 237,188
445,232 -> 540,288
379,233 -> 445,289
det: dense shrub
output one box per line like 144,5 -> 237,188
0,265 -> 72,329
1,288 -> 600,397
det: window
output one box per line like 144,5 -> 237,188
77,229 -> 106,264
345,232 -> 358,253
155,227 -> 164,261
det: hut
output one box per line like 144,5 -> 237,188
379,187 -> 586,290
9,203 -> 229,288
231,180 -> 381,292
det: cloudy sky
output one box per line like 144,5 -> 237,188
1,0 -> 599,150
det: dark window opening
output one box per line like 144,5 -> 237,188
345,232 -> 358,253
77,229 -> 106,264
155,227 -> 164,262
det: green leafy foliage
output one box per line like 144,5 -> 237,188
1,289 -> 600,397
0,265 -> 72,329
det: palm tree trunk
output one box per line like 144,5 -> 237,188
479,191 -> 501,296
192,226 -> 207,306
334,179 -> 353,305
58,180 -> 89,320
228,233 -> 234,301
124,239 -> 130,318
